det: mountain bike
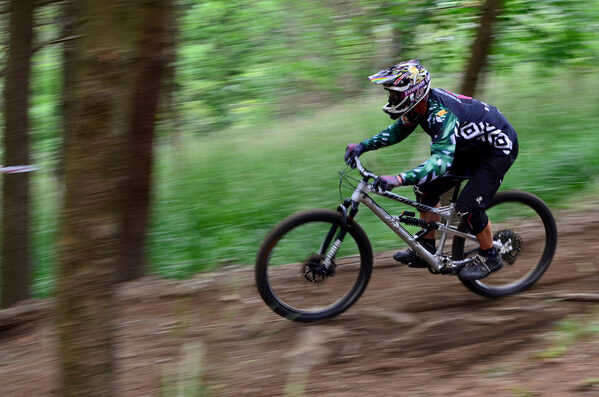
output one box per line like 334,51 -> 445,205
255,157 -> 557,322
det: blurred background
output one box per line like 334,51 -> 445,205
0,0 -> 596,294
1,0 -> 599,395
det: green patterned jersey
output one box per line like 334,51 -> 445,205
360,88 -> 517,186
361,100 -> 457,186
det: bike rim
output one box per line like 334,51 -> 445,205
461,199 -> 551,291
264,219 -> 365,316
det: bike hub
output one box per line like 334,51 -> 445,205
302,254 -> 336,283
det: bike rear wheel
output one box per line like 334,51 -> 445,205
452,190 -> 557,298
256,209 -> 373,322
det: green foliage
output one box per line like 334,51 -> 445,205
148,100 -> 384,276
10,0 -> 599,293
536,307 -> 599,360
174,0 -> 599,133
535,318 -> 582,359
496,0 -> 599,69
143,72 -> 599,278
177,0 -> 286,130
482,68 -> 599,205
176,0 -> 386,132
509,387 -> 536,397
582,378 -> 599,388
31,3 -> 63,161
25,71 -> 599,291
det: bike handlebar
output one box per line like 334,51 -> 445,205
352,157 -> 378,181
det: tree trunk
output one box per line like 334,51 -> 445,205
56,1 -> 137,395
58,0 -> 81,183
120,0 -> 173,282
1,0 -> 34,308
460,0 -> 501,97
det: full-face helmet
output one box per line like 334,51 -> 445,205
368,59 -> 431,119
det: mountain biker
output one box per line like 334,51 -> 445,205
344,59 -> 518,281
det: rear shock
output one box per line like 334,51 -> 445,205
397,211 -> 438,230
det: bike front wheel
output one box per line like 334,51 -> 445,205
452,190 -> 558,298
256,209 -> 373,322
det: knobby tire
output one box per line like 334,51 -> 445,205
255,209 -> 373,322
452,190 -> 558,298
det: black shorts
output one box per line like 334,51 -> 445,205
415,142 -> 519,235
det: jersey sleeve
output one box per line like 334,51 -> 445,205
400,108 -> 457,186
361,118 -> 418,151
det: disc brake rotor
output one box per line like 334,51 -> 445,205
302,254 -> 335,283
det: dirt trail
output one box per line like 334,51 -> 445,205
1,210 -> 599,396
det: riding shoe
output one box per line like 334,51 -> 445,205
393,240 -> 435,268
459,252 -> 503,280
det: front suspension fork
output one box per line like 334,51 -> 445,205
319,199 -> 358,268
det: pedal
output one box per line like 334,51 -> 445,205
440,267 -> 459,276
407,260 -> 428,269
393,250 -> 428,268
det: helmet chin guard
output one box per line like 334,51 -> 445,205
369,59 -> 431,119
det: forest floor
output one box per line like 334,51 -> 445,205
1,209 -> 599,396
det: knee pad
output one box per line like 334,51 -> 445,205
455,202 -> 488,235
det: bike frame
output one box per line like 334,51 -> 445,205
346,158 -> 502,273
